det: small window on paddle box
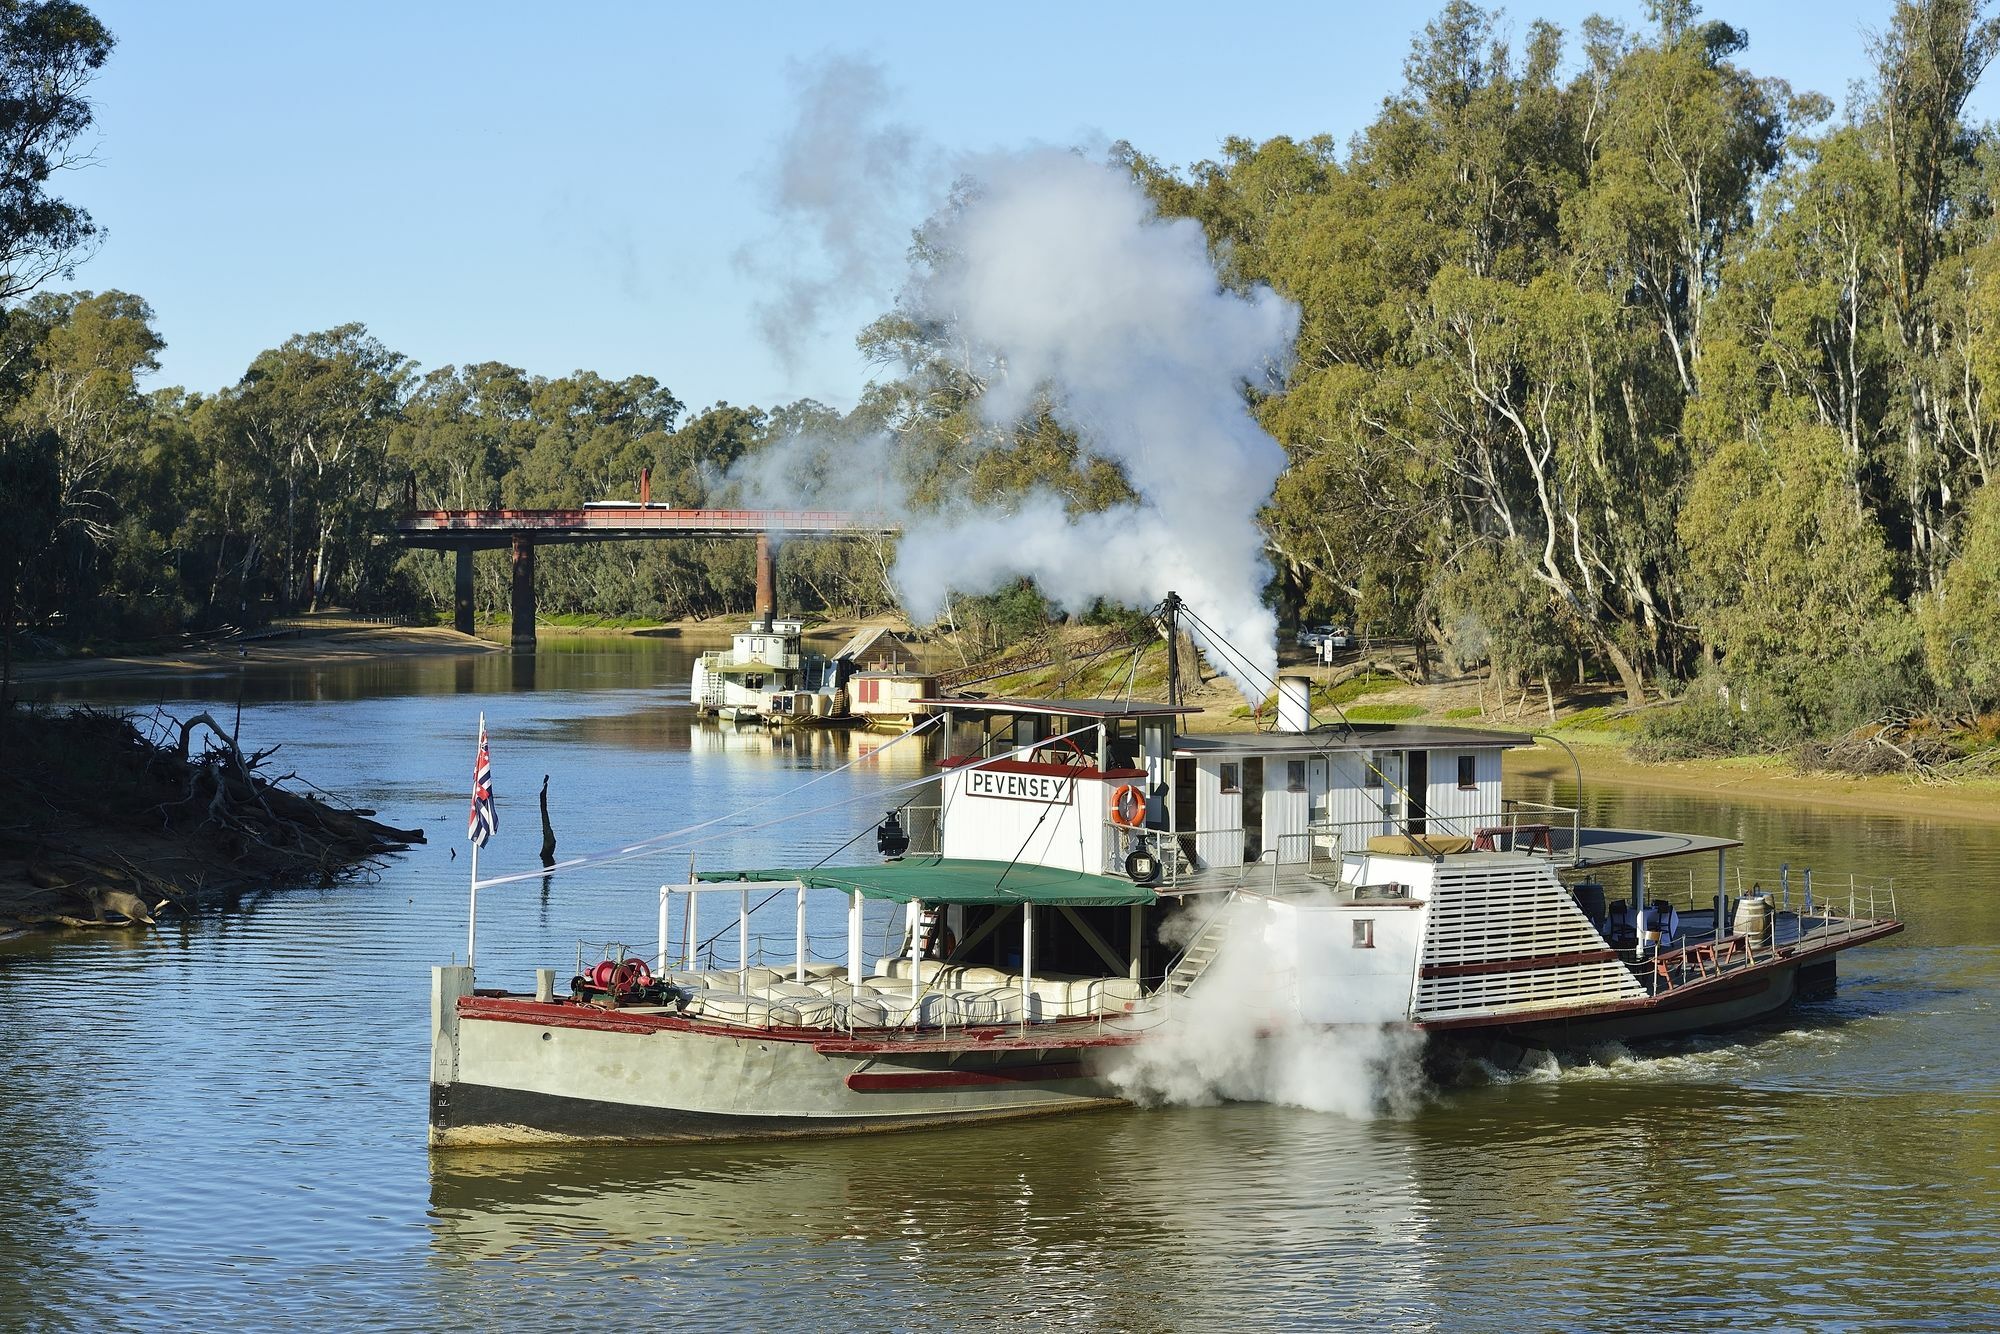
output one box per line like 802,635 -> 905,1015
1352,919 -> 1375,949
1457,754 -> 1477,790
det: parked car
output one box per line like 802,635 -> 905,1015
1295,624 -> 1355,651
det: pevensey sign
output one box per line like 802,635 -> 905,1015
965,768 -> 1075,804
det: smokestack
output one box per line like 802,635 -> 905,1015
1277,675 -> 1312,734
754,532 -> 776,626
640,466 -> 651,507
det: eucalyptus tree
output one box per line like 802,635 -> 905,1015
0,0 -> 113,301
217,324 -> 411,610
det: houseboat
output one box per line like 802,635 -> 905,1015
833,627 -> 937,729
691,616 -> 828,722
433,617 -> 1902,1147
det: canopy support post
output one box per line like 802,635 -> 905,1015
739,886 -> 751,988
1129,903 -> 1144,981
1632,862 -> 1648,964
1021,905 -> 1035,1027
846,891 -> 861,989
795,885 -> 807,983
1715,849 -> 1727,945
668,888 -> 684,972
909,903 -> 922,1013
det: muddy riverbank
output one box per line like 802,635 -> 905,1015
0,707 -> 422,935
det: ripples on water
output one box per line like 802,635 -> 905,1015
1,640 -> 1997,1329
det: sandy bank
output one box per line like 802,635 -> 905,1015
1509,739 -> 2000,827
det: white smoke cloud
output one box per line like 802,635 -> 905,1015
737,61 -> 1300,700
1101,896 -> 1431,1118
742,57 -> 941,370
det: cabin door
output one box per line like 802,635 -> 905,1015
1241,758 -> 1264,865
1174,757 -> 1199,869
1308,756 -> 1333,856
1406,750 -> 1429,835
1372,750 -> 1404,835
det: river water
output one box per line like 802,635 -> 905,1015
2,636 -> 1996,1330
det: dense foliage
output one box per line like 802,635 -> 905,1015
4,0 -> 2000,754
1116,0 -> 2000,743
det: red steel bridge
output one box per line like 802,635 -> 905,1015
391,505 -> 899,648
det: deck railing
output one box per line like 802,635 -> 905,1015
1099,800 -> 1583,889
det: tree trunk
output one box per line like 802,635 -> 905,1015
1603,639 -> 1647,707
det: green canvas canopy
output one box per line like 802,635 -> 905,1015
696,857 -> 1155,907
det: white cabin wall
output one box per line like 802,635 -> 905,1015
1321,751 -> 1391,851
1264,760 -> 1311,863
938,769 -> 1102,874
1194,759 -> 1240,868
1289,902 -> 1427,1024
1422,750 -> 1481,835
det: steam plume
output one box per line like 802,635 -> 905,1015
740,61 -> 1300,699
1102,896 -> 1430,1118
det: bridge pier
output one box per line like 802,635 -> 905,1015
453,548 -> 474,636
755,532 -> 777,622
510,535 -> 536,652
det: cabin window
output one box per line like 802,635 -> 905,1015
1352,919 -> 1375,949
745,674 -> 764,690
1286,760 -> 1306,793
1458,754 -> 1477,790
1219,762 -> 1240,794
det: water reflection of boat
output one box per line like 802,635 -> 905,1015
687,718 -> 934,778
425,1108 -> 1432,1325
431,602 -> 1902,1148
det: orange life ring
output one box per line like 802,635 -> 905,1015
1110,784 -> 1146,828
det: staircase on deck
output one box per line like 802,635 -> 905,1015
1161,904 -> 1232,997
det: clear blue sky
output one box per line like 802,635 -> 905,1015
74,1 -> 1982,415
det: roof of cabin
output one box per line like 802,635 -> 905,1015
915,696 -> 1202,718
833,625 -> 924,662
1555,826 -> 1742,867
1173,724 -> 1530,754
695,856 -> 1155,906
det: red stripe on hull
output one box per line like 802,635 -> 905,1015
845,1063 -> 1087,1091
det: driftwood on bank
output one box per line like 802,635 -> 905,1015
0,706 -> 423,931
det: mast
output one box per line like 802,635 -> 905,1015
1163,591 -> 1181,709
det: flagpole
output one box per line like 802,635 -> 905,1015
468,837 -> 479,971
467,711 -> 483,972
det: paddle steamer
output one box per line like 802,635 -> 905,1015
431,610 -> 1902,1147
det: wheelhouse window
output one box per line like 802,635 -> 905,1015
1219,762 -> 1240,794
1457,754 -> 1477,790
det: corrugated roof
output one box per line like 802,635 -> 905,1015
915,697 -> 1201,718
696,856 -> 1155,906
1175,724 -> 1530,754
